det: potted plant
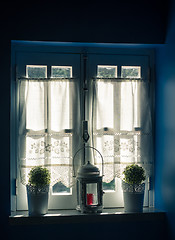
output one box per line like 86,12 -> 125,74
26,166 -> 51,216
122,164 -> 146,212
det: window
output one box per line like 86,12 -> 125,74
11,42 -> 154,211
121,66 -> 141,78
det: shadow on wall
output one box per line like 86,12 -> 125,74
160,80 -> 175,239
162,162 -> 175,214
162,151 -> 175,239
155,43 -> 175,237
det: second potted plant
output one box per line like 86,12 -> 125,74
122,164 -> 146,212
26,166 -> 51,216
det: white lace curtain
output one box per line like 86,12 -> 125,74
18,79 -> 81,187
18,78 -> 153,187
92,79 -> 153,183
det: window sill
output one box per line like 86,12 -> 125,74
9,207 -> 166,225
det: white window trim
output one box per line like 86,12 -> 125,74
11,41 -> 155,212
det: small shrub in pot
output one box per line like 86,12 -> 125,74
26,166 -> 51,216
122,164 -> 146,212
123,164 -> 146,186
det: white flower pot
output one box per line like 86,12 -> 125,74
27,185 -> 49,216
122,181 -> 145,213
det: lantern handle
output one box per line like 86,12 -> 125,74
73,146 -> 104,177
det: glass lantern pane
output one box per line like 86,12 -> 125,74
86,183 -> 98,205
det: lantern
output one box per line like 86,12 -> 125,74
73,146 -> 104,213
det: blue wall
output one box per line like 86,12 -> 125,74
155,45 -> 175,211
155,0 -> 175,238
0,1 -> 173,239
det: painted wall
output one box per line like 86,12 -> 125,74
155,0 -> 175,238
1,0 -> 169,44
0,1 -> 172,239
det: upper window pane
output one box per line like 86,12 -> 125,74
121,66 -> 141,78
25,81 -> 47,131
26,65 -> 47,78
97,65 -> 117,78
50,81 -> 70,131
51,66 -> 72,78
96,82 -> 114,129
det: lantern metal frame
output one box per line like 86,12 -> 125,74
73,146 -> 104,213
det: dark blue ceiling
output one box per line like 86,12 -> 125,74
1,0 -> 171,43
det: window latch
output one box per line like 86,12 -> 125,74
82,120 -> 90,143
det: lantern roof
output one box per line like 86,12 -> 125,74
77,161 -> 100,178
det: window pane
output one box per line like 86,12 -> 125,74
120,137 -> 135,163
50,81 -> 70,131
96,82 -> 114,129
95,135 -> 116,191
51,136 -> 72,195
26,82 -> 47,131
21,136 -> 46,184
51,66 -> 72,78
120,82 -> 133,131
25,66 -> 47,131
96,66 -> 115,129
97,65 -> 117,78
120,82 -> 141,130
121,66 -> 141,78
103,179 -> 115,191
26,65 -> 47,78
50,66 -> 73,195
52,182 -> 71,194
26,136 -> 46,162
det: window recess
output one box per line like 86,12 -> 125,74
12,48 -> 154,211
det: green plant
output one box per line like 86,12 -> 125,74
123,164 -> 146,185
28,166 -> 51,188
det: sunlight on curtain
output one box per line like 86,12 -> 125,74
50,81 -> 70,132
97,81 -> 114,129
93,79 -> 153,184
26,82 -> 47,131
120,82 -> 134,131
18,78 -> 80,190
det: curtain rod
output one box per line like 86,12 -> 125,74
93,77 -> 144,82
17,77 -> 145,82
17,77 -> 76,82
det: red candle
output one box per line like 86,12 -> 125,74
87,193 -> 93,205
